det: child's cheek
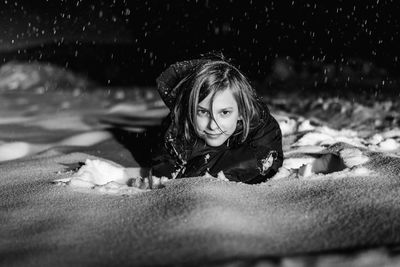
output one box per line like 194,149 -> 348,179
196,117 -> 208,130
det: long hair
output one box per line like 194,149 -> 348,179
172,58 -> 263,146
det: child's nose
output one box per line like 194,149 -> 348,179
208,117 -> 218,130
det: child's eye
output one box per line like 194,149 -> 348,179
220,110 -> 232,117
197,110 -> 209,117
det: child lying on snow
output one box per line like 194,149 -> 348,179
66,55 -> 284,188
149,55 -> 283,184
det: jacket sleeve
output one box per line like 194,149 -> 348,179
209,114 -> 283,184
151,153 -> 175,179
156,59 -> 208,109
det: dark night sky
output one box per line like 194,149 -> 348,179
0,0 -> 399,86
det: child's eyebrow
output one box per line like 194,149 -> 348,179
216,107 -> 234,111
197,105 -> 234,111
197,105 -> 209,110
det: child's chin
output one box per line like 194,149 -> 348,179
205,138 -> 226,147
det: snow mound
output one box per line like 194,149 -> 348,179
274,146 -> 372,180
69,158 -> 128,186
340,148 -> 370,167
273,113 -> 400,180
54,158 -> 169,195
0,131 -> 111,162
0,61 -> 90,92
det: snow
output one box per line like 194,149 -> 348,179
0,131 -> 111,162
273,113 -> 399,181
54,158 -> 169,194
1,62 -> 400,266
45,95 -> 400,196
377,138 -> 400,151
66,158 -> 128,186
339,148 -> 370,167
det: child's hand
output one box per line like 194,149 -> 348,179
202,172 -> 214,178
216,171 -> 229,181
202,171 -> 229,181
131,175 -> 169,190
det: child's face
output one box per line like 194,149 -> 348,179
195,88 -> 240,147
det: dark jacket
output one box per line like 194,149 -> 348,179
152,60 -> 283,184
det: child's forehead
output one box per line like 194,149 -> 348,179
198,88 -> 238,108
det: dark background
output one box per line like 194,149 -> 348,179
0,0 -> 399,88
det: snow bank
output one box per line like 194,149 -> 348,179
1,66 -> 400,265
0,61 -> 90,91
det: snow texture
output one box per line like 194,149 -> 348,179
1,62 -> 400,266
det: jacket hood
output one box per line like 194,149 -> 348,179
156,59 -> 209,110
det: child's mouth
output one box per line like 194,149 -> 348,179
205,132 -> 222,138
